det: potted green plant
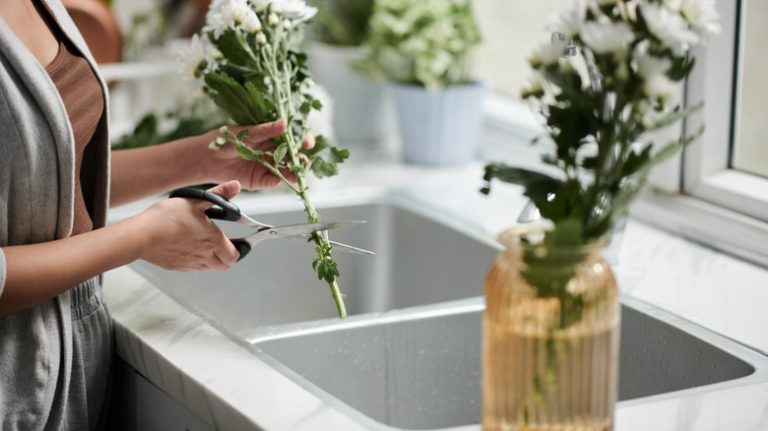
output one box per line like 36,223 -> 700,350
479,0 -> 719,429
305,0 -> 390,147
358,0 -> 485,165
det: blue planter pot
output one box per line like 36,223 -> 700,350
391,82 -> 488,165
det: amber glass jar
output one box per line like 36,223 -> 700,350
482,230 -> 620,431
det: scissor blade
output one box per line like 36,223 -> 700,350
327,240 -> 375,256
264,221 -> 366,239
286,236 -> 375,256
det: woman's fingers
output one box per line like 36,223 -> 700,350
190,180 -> 242,212
208,180 -> 241,200
303,134 -> 315,150
227,119 -> 287,148
212,235 -> 240,269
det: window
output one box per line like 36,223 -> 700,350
683,0 -> 768,224
731,0 -> 768,179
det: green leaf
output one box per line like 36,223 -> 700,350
667,55 -> 696,81
581,156 -> 599,170
651,125 -> 704,166
305,136 -> 350,178
211,30 -> 256,68
273,144 -> 288,166
112,114 -> 159,149
621,145 -> 652,178
643,102 -> 703,132
204,72 -> 258,124
299,101 -> 312,115
481,163 -> 564,215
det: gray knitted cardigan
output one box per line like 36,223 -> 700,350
0,0 -> 110,427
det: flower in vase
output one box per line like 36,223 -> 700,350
635,50 -> 676,101
529,42 -> 566,68
580,21 -> 634,55
678,0 -> 721,34
639,3 -> 700,54
546,1 -> 586,38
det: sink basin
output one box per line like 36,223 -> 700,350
254,299 -> 759,430
130,197 -> 499,339
128,191 -> 768,430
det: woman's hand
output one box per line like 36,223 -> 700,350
199,119 -> 315,189
110,118 -> 314,208
135,181 -> 242,271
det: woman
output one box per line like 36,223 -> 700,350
0,1 -> 310,429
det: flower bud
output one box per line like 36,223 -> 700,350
268,13 -> 280,26
256,32 -> 268,45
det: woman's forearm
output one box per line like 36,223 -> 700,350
110,137 -> 206,207
0,216 -> 147,316
1,180 -> 242,318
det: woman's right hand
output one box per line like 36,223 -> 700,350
134,181 -> 242,272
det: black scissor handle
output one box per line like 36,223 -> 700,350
170,187 -> 252,262
169,187 -> 242,222
231,239 -> 252,262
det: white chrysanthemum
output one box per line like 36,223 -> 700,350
639,3 -> 700,53
205,0 -> 262,37
529,42 -> 565,67
580,21 -> 634,55
178,34 -> 219,79
644,73 -> 677,101
546,1 -> 586,38
522,73 -> 546,97
272,0 -> 317,22
634,49 -> 677,100
250,0 -> 270,12
636,54 -> 670,79
679,0 -> 720,34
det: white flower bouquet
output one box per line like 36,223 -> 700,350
484,0 -> 720,246
357,0 -> 482,91
179,0 -> 351,318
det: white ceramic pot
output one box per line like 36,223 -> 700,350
391,82 -> 488,166
307,42 -> 391,147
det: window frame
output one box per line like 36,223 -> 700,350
683,0 -> 768,223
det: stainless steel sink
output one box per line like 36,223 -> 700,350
128,190 -> 768,430
254,298 -> 760,430
129,196 -> 499,340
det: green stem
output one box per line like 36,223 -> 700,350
297,178 -> 347,319
258,23 -> 347,318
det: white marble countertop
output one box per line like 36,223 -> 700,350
105,154 -> 768,430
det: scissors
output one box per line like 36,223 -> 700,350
170,187 -> 375,261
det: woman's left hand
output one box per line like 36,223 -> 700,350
198,119 -> 315,189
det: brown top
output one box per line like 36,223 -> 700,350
42,13 -> 105,236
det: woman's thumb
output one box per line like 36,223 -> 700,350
207,180 -> 241,200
